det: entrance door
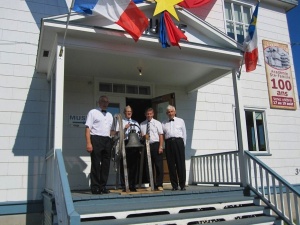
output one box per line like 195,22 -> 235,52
151,93 -> 176,182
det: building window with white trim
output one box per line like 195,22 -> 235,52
245,110 -> 268,152
225,1 -> 251,44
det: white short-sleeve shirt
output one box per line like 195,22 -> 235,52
85,108 -> 113,136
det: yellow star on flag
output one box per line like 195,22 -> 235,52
153,0 -> 183,21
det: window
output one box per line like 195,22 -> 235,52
245,110 -> 268,152
99,82 -> 151,96
225,1 -> 251,44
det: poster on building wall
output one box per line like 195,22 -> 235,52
262,40 -> 297,110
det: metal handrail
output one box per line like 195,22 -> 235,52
54,149 -> 80,225
191,150 -> 300,225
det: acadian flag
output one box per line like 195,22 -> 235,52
73,0 -> 149,42
243,1 -> 259,72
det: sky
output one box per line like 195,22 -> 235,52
287,4 -> 300,96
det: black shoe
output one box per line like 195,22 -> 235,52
101,188 -> 110,194
91,189 -> 101,194
172,187 -> 178,191
130,187 -> 137,192
180,187 -> 186,191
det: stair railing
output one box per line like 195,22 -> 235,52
191,150 -> 300,225
244,151 -> 300,225
54,149 -> 80,225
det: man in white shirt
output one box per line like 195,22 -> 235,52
140,108 -> 164,191
162,105 -> 187,191
119,105 -> 141,192
85,96 -> 114,194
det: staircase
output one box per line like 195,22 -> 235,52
69,185 -> 281,225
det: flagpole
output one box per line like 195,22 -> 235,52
59,0 -> 75,57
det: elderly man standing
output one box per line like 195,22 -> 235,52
162,105 -> 187,191
85,95 -> 114,194
140,108 -> 164,191
119,105 -> 141,192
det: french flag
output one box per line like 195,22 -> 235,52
73,0 -> 149,42
243,2 -> 259,72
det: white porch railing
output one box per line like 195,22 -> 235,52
191,151 -> 242,185
53,149 -> 80,225
191,150 -> 300,225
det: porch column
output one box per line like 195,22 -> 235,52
54,45 -> 65,150
232,69 -> 248,187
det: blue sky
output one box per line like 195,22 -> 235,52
287,4 -> 300,96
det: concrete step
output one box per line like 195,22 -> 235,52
80,205 -> 273,225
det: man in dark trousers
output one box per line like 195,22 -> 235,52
140,108 -> 164,191
85,95 -> 114,194
162,105 -> 187,191
119,105 -> 141,192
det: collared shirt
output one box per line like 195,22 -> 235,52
140,118 -> 163,144
162,116 -> 186,145
85,108 -> 113,136
122,118 -> 140,140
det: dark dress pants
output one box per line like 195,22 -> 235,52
145,142 -> 164,188
165,138 -> 186,189
120,145 -> 140,188
90,135 -> 112,191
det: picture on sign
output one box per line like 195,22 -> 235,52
262,40 -> 297,110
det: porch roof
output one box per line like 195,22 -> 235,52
36,5 -> 243,92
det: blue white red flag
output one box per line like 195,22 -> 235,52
243,2 -> 259,72
73,0 -> 149,42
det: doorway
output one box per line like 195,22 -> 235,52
126,98 -> 152,124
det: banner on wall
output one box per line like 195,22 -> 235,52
262,40 -> 297,110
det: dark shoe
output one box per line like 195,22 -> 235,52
91,189 -> 101,194
181,187 -> 186,191
172,187 -> 178,191
101,188 -> 110,194
130,187 -> 137,192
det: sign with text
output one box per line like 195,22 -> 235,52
69,115 -> 86,127
262,40 -> 297,110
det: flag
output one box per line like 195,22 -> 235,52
243,2 -> 259,72
178,0 -> 211,8
73,0 -> 149,42
159,13 -> 170,48
161,12 -> 187,48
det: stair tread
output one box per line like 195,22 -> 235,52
80,206 -> 268,225
211,215 -> 277,225
75,194 -> 254,215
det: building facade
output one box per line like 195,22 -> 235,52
0,0 -> 299,224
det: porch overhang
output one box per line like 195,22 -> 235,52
36,7 -> 243,93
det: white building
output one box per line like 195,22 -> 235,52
0,0 -> 299,224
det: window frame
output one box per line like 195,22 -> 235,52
244,108 -> 270,154
224,1 -> 252,44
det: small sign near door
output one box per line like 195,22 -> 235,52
69,115 -> 86,127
